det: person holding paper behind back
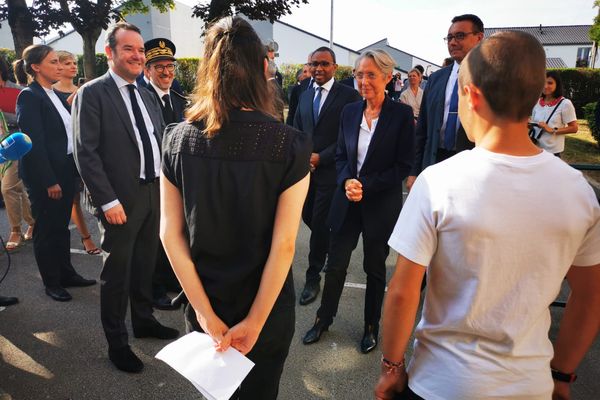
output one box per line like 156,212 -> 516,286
160,16 -> 310,400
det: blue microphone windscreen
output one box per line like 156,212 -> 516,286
0,132 -> 33,161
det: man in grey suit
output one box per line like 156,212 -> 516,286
407,14 -> 484,191
72,22 -> 178,373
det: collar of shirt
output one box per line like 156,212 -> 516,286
150,81 -> 171,107
109,69 -> 138,90
42,86 -> 73,154
314,76 -> 335,93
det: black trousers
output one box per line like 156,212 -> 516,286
26,157 -> 78,288
302,181 -> 335,283
394,386 -> 424,400
317,204 -> 389,326
185,303 -> 295,400
98,180 -> 160,349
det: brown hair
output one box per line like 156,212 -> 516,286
17,44 -> 54,81
105,21 -> 141,51
460,31 -> 545,121
185,16 -> 276,137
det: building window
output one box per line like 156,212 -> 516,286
576,47 -> 591,68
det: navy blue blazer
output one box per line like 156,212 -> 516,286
412,64 -> 473,175
293,81 -> 361,185
328,97 -> 415,233
16,81 -> 72,190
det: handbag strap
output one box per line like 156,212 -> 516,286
544,98 -> 564,125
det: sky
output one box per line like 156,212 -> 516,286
178,0 -> 597,64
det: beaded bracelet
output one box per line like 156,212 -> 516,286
381,355 -> 405,375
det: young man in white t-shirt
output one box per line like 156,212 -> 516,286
374,31 -> 600,400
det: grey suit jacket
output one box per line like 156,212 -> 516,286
72,71 -> 165,213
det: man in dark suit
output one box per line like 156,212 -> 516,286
72,22 -> 178,374
407,14 -> 484,191
294,46 -> 361,305
286,53 -> 313,126
339,70 -> 359,92
143,38 -> 187,310
143,38 -> 187,126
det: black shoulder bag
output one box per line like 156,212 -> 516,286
529,98 -> 564,145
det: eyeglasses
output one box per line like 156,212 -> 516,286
309,61 -> 333,68
443,32 -> 478,42
152,64 -> 176,73
355,72 -> 380,80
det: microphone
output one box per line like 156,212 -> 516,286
0,132 -> 32,163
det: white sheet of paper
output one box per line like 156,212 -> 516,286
156,331 -> 255,400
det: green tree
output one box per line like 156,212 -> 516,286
591,1 -> 600,43
0,0 -> 64,57
192,0 -> 309,26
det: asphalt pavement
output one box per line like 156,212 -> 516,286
0,208 -> 598,400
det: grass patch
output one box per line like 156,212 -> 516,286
563,120 -> 600,184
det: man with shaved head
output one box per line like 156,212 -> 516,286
375,31 -> 600,400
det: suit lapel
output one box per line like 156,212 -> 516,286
347,101 -> 363,177
362,97 -> 394,167
139,86 -> 163,143
436,66 -> 453,127
30,81 -> 67,131
102,73 -> 137,145
303,86 -> 316,132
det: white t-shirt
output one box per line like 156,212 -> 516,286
388,147 -> 600,400
531,98 -> 577,154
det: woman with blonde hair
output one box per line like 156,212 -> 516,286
160,16 -> 310,399
400,68 -> 424,122
52,50 -> 100,255
303,49 -> 415,354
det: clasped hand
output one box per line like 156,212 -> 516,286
345,178 -> 363,202
198,312 -> 261,355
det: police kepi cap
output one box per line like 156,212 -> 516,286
144,38 -> 176,64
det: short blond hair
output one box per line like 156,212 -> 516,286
56,50 -> 75,64
355,49 -> 395,75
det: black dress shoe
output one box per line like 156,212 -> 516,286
45,286 -> 72,302
109,346 -> 144,373
299,280 -> 320,305
360,324 -> 378,354
61,275 -> 96,288
0,295 -> 18,306
134,323 -> 179,339
302,318 -> 330,344
153,295 -> 178,310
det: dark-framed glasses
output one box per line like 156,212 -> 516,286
309,61 -> 333,68
153,63 -> 177,73
444,32 -> 478,42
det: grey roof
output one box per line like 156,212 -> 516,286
546,57 -> 568,68
484,25 -> 592,46
358,38 -> 441,68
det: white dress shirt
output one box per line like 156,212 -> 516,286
313,77 -> 335,115
43,87 -> 73,155
357,114 -> 378,176
102,70 -> 161,212
150,81 -> 172,108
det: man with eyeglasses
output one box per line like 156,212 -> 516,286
294,46 -> 361,306
142,38 -> 187,312
143,38 -> 187,126
406,14 -> 484,192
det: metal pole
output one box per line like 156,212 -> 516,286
329,0 -> 334,49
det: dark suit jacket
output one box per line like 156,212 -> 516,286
145,84 -> 187,124
285,78 -> 312,126
72,72 -> 165,213
412,65 -> 473,175
16,81 -> 72,190
339,77 -> 356,89
293,81 -> 361,185
328,98 -> 415,233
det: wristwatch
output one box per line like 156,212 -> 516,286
551,368 -> 577,383
552,127 -> 558,134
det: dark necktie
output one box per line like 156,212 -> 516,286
444,77 -> 459,150
162,94 -> 175,124
126,84 -> 155,181
313,86 -> 323,126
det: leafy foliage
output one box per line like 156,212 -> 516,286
191,0 -> 309,26
591,1 -> 600,43
582,102 -> 600,147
